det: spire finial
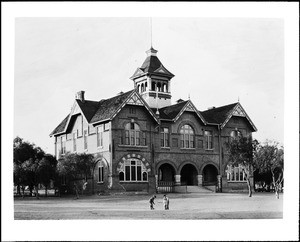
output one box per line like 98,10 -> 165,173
238,96 -> 240,102
188,93 -> 190,100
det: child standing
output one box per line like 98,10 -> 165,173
163,194 -> 169,210
149,195 -> 156,210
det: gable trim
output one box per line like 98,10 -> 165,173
173,100 -> 207,125
110,90 -> 160,124
221,103 -> 257,131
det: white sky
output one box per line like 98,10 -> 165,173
2,2 -> 299,242
14,17 -> 284,154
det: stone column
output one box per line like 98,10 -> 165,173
217,175 -> 222,192
175,175 -> 181,186
197,175 -> 203,186
155,175 -> 158,188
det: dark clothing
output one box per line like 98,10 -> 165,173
149,196 -> 156,210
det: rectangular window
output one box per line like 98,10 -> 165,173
137,166 -> 142,181
73,133 -> 76,151
205,131 -> 213,150
131,166 -> 136,181
130,130 -> 135,145
129,108 -> 136,114
136,131 -> 140,146
97,126 -> 103,147
185,134 -> 189,148
60,136 -> 66,154
125,130 -> 130,145
84,130 -> 88,150
125,166 -> 130,181
98,166 -> 104,182
227,165 -> 247,182
142,132 -> 146,146
161,128 -> 169,148
180,134 -> 184,148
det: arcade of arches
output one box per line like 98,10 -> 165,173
157,162 -> 219,186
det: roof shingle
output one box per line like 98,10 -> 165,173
200,103 -> 238,124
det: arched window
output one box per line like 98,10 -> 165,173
180,124 -> 195,148
123,122 -> 146,146
151,81 -> 156,91
119,159 -> 148,182
157,82 -> 162,92
141,83 -> 144,93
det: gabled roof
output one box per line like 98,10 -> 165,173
157,100 -> 206,125
159,101 -> 189,120
76,99 -> 100,122
50,89 -> 160,136
200,102 -> 257,131
90,90 -> 134,124
50,114 -> 70,136
200,103 -> 238,124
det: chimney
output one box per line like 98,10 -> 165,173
207,106 -> 216,110
75,91 -> 85,102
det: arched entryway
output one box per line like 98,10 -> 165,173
158,163 -> 175,182
202,164 -> 218,186
180,164 -> 198,185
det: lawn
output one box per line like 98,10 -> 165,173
14,192 -> 283,220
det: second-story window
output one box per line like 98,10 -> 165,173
97,125 -> 103,147
73,132 -> 76,152
125,122 -> 142,146
205,130 -> 213,150
160,127 -> 170,147
84,130 -> 88,150
180,124 -> 195,148
60,136 -> 66,154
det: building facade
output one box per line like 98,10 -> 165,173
50,47 -> 257,194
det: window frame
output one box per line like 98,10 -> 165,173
119,158 -> 148,182
160,127 -> 170,148
73,132 -> 77,152
97,125 -> 103,148
180,124 -> 195,149
226,164 -> 247,182
98,165 -> 104,183
122,122 -> 146,147
84,130 -> 88,150
204,130 -> 213,150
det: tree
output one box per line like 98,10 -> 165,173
13,137 -> 37,195
37,154 -> 57,197
254,141 -> 284,199
226,136 -> 259,197
57,153 -> 95,195
13,136 -> 53,198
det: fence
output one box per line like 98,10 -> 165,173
157,181 -> 175,193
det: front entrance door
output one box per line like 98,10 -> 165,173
180,164 -> 198,185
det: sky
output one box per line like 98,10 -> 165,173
3,2 -> 299,242
14,17 -> 285,154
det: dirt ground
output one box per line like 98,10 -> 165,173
14,192 -> 283,220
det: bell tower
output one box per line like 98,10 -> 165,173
130,47 -> 175,109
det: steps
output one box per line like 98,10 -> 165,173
174,185 -> 214,193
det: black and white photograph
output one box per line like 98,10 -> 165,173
2,2 -> 299,241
